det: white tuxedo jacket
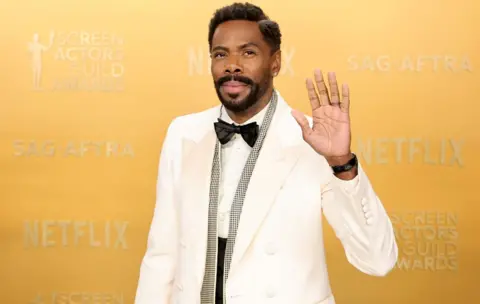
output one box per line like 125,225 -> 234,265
135,92 -> 398,304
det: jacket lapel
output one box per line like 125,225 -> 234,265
229,98 -> 301,275
180,128 -> 217,222
178,117 -> 218,288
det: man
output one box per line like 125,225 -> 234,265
135,2 -> 398,304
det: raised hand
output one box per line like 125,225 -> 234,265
291,69 -> 352,161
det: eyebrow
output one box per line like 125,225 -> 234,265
211,42 -> 261,53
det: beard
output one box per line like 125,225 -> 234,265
214,71 -> 271,113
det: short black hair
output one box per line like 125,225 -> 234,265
208,2 -> 282,54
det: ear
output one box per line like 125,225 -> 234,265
271,49 -> 281,76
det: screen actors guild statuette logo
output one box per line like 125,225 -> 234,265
27,30 -> 125,92
28,32 -> 55,91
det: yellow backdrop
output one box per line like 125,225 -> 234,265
0,0 -> 478,303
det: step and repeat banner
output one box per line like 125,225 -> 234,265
0,0 -> 478,303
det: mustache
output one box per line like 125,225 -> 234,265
216,75 -> 254,86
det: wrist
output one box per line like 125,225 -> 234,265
327,152 -> 358,180
326,152 -> 353,166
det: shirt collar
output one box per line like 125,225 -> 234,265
221,102 -> 269,126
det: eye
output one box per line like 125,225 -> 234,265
244,50 -> 256,56
213,52 -> 226,59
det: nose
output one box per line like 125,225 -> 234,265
224,55 -> 243,74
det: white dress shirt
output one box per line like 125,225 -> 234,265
217,104 -> 360,238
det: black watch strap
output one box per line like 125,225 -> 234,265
331,153 -> 358,174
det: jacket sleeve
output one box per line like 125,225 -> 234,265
321,161 -> 398,276
135,118 -> 180,304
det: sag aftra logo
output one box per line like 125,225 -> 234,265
27,30 -> 125,92
347,55 -> 473,72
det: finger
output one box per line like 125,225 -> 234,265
341,83 -> 350,112
291,109 -> 313,139
328,72 -> 340,106
314,69 -> 330,106
306,78 -> 321,110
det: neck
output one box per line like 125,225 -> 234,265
226,87 -> 273,124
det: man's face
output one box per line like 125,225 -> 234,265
210,20 -> 277,113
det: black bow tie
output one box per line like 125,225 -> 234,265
214,118 -> 259,147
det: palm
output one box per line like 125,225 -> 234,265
310,104 -> 350,156
292,69 -> 352,158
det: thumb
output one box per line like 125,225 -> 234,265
291,109 -> 312,139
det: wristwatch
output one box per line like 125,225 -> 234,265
331,153 -> 358,174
